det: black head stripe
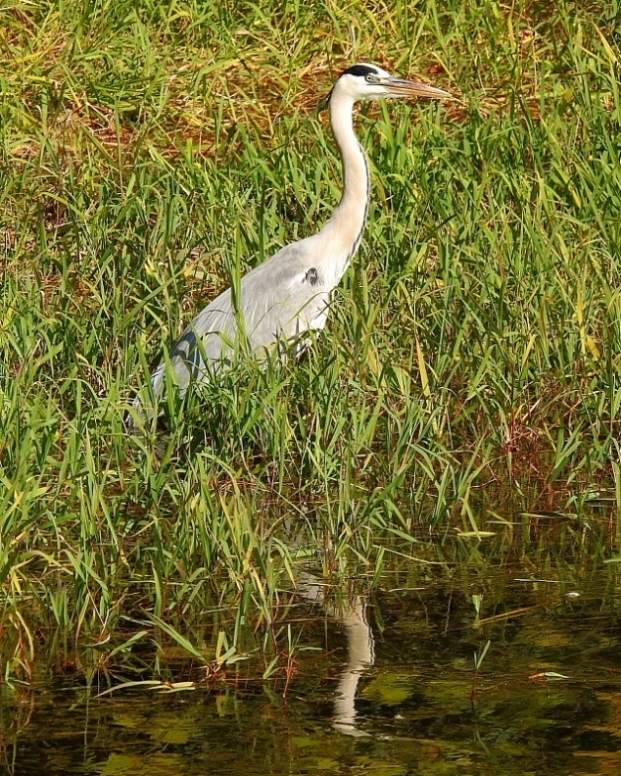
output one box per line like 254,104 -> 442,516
323,64 -> 380,107
340,64 -> 379,79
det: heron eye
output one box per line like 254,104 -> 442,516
366,74 -> 380,84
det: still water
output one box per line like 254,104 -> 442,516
3,514 -> 621,775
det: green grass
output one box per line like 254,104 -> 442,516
1,0 -> 620,681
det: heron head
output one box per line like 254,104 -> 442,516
327,63 -> 451,105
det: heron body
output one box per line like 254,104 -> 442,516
135,64 -> 449,417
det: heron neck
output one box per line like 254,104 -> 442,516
323,94 -> 369,262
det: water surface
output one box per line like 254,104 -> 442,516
4,512 -> 621,776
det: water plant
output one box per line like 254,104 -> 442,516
1,0 -> 620,681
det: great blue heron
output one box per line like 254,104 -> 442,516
131,64 -> 450,423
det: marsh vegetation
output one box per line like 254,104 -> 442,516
1,0 -> 620,719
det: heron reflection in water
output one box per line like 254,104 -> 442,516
296,571 -> 374,737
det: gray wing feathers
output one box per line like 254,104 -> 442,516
150,240 -> 331,400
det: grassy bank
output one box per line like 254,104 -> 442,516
1,0 -> 620,680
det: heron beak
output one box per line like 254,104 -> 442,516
385,78 -> 451,100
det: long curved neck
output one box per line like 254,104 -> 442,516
319,93 -> 370,275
